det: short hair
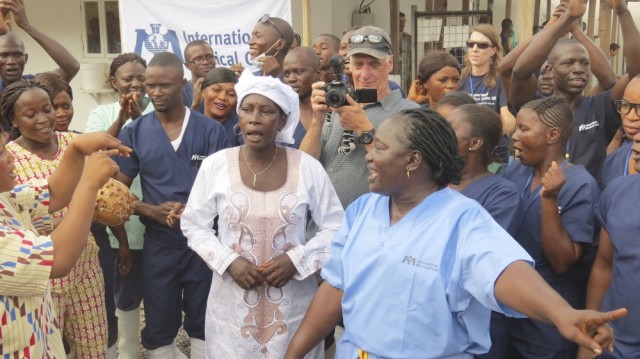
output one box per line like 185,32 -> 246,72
148,52 -> 184,77
0,32 -> 25,51
610,43 -> 620,52
286,47 -> 321,69
437,91 -> 476,107
521,96 -> 573,146
268,17 -> 295,52
201,67 -> 238,90
108,52 -> 147,78
548,38 -> 584,66
0,80 -> 50,139
454,104 -> 503,165
418,51 -> 460,83
183,40 -> 212,62
316,34 -> 340,52
501,18 -> 513,28
396,108 -> 464,186
34,72 -> 73,100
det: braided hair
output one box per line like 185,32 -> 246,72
108,52 -> 147,79
398,108 -> 464,186
0,80 -> 50,140
521,96 -> 573,146
454,104 -> 503,166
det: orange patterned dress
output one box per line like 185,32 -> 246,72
8,131 -> 107,358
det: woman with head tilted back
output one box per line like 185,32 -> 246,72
201,67 -> 243,146
285,108 -> 626,359
446,104 -> 521,359
504,97 -> 601,358
0,79 -> 129,357
181,72 -> 344,358
3,79 -> 117,357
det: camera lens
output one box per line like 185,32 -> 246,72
326,89 -> 346,107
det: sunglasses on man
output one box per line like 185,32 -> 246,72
349,34 -> 391,47
259,14 -> 285,39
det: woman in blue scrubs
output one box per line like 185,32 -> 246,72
580,131 -> 640,359
447,104 -> 521,359
285,108 -> 624,359
504,96 -> 601,358
601,75 -> 640,188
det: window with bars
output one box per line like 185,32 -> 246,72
82,0 -> 121,57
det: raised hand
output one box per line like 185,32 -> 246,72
71,132 -> 132,158
567,0 -> 588,19
541,161 -> 567,198
607,0 -> 628,14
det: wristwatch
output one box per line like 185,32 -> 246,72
356,129 -> 376,144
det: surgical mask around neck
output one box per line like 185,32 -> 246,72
247,39 -> 281,69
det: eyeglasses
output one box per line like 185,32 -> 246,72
187,54 -> 215,65
466,41 -> 494,49
259,14 -> 285,39
615,100 -> 640,116
349,34 -> 391,47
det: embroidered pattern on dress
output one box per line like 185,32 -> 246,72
225,147 -> 302,357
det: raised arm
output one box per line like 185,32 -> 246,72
299,81 -> 328,160
609,0 -> 640,78
49,150 -> 120,278
495,260 -> 626,357
2,0 -> 79,81
511,0 -> 586,108
570,21 -> 616,91
48,132 -> 131,213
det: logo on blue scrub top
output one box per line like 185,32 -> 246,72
134,24 -> 184,63
402,255 -> 416,266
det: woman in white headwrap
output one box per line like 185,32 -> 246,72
181,72 -> 345,358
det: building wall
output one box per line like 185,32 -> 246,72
14,0 -> 635,132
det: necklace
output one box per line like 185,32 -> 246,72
242,146 -> 279,187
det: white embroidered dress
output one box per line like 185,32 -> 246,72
182,147 -> 344,358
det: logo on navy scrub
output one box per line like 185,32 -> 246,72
578,121 -> 599,132
134,24 -> 184,63
191,154 -> 206,168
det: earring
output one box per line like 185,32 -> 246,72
233,123 -> 242,136
406,169 -> 411,179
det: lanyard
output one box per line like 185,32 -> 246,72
625,147 -> 632,176
521,161 -> 569,213
469,76 -> 486,95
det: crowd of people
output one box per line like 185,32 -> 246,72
1,0 -> 639,358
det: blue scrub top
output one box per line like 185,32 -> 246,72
322,188 -> 532,359
595,174 -> 640,359
116,109 -> 231,247
601,142 -> 632,189
504,160 -> 600,351
459,174 -> 522,236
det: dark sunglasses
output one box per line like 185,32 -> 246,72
466,41 -> 493,49
349,34 -> 391,47
615,100 -> 640,116
259,14 -> 285,39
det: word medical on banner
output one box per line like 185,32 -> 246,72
120,0 -> 291,77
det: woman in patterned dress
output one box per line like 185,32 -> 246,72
3,79 -> 109,358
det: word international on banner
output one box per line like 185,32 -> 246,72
120,0 -> 291,79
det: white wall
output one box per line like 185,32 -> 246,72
16,0 -> 117,133
16,0 -> 634,132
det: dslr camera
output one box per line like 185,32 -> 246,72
324,55 -> 377,107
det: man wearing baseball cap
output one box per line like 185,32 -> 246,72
300,26 -> 419,209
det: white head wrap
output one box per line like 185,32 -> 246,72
235,70 -> 300,145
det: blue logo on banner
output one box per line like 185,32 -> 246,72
134,24 -> 184,62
